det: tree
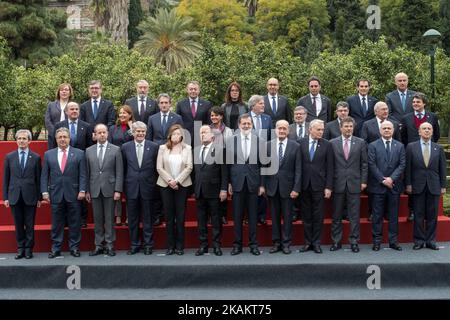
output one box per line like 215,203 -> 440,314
148,0 -> 180,16
128,0 -> 144,48
134,8 -> 203,74
238,0 -> 259,17
440,0 -> 450,55
0,38 -> 17,140
90,0 -> 129,43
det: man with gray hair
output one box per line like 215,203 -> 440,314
3,129 -> 42,259
288,106 -> 309,142
125,79 -> 158,124
361,101 -> 401,144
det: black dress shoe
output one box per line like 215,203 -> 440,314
389,243 -> 402,251
213,247 -> 223,256
230,247 -> 242,255
351,244 -> 360,253
195,247 -> 208,256
25,252 -> 33,259
81,223 -> 88,228
250,248 -> 261,256
166,249 -> 174,255
313,245 -> 323,254
175,249 -> 184,255
413,243 -> 424,250
14,252 -> 25,260
269,246 -> 281,254
222,217 -> 228,225
144,247 -> 153,255
70,250 -> 81,257
282,247 -> 291,254
48,251 -> 61,259
127,247 -> 140,255
367,214 -> 372,222
299,245 -> 313,253
372,244 -> 380,251
89,248 -> 104,256
106,248 -> 116,256
330,243 -> 342,251
426,243 -> 439,250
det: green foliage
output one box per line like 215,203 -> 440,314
128,0 -> 144,48
440,0 -> 450,56
0,37 -> 17,139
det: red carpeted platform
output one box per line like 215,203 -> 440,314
0,141 -> 449,252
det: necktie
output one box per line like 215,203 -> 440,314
423,142 -> 430,167
309,140 -> 316,161
20,151 -> 25,172
61,149 -> 67,173
201,146 -> 207,164
93,99 -> 98,119
140,98 -> 146,119
255,115 -> 260,132
162,113 -> 167,134
272,96 -> 277,114
312,96 -> 317,115
386,140 -> 391,161
191,99 -> 196,117
417,112 -> 423,120
137,143 -> 143,168
343,138 -> 350,160
70,121 -> 77,145
361,97 -> 367,117
298,125 -> 303,139
98,144 -> 104,168
243,135 -> 249,161
278,142 -> 284,163
400,93 -> 406,112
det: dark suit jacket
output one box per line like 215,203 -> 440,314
288,122 -> 309,142
249,112 -> 273,141
3,150 -> 41,206
264,139 -> 301,198
176,98 -> 212,138
330,136 -> 368,194
360,117 -> 401,144
125,96 -> 158,124
80,98 -> 116,127
400,111 -> 440,145
297,94 -> 332,123
347,95 -> 378,137
405,140 -> 447,196
367,139 -> 405,194
108,124 -> 134,147
146,112 -> 184,145
193,145 -> 228,199
121,140 -> 159,200
324,119 -> 341,141
40,147 -> 86,203
45,101 -> 65,138
222,102 -> 248,130
263,95 -> 292,125
385,89 -> 416,122
52,119 -> 93,150
299,137 -> 334,192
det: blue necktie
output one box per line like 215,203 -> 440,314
272,96 -> 277,114
361,97 -> 367,117
70,121 -> 77,145
417,112 -> 423,120
400,93 -> 406,112
309,140 -> 316,161
386,140 -> 391,161
93,99 -> 98,119
20,151 -> 25,172
278,142 -> 284,163
162,113 -> 167,135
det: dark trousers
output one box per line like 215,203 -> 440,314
153,186 -> 163,221
332,190 -> 360,245
301,188 -> 325,246
232,181 -> 258,249
257,195 -> 267,221
196,194 -> 222,248
11,197 -> 36,252
371,191 -> 400,245
412,185 -> 440,245
161,186 -> 188,250
126,196 -> 154,249
51,200 -> 81,252
219,200 -> 228,219
269,192 -> 293,248
80,199 -> 88,224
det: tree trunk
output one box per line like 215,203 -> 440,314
107,0 -> 129,44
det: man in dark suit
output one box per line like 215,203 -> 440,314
347,79 -> 378,137
3,130 -> 41,259
85,124 -> 123,257
297,76 -> 332,123
176,81 -> 212,144
324,101 -> 349,140
80,80 -> 116,128
41,127 -> 86,258
298,119 -> 334,254
368,121 -> 405,251
361,101 -> 401,144
385,72 -> 416,122
400,92 -> 440,146
405,122 -> 447,250
193,125 -> 228,256
122,121 -> 159,255
288,106 -> 309,142
265,120 -> 301,254
263,78 -> 292,125
226,113 -> 266,256
125,80 -> 158,124
330,117 -> 368,253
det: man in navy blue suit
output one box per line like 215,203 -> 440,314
125,80 -> 158,124
368,121 -> 405,251
122,121 -> 159,255
405,122 -> 447,250
3,130 -> 41,259
41,127 -> 86,258
80,80 -> 116,128
347,79 -> 378,137
385,72 -> 416,122
263,78 -> 292,126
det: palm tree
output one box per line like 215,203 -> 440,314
134,8 -> 202,74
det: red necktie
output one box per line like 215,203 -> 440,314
61,149 -> 67,173
191,99 -> 196,117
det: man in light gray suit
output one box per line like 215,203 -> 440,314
385,72 -> 416,122
85,124 -> 123,257
330,117 -> 368,253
